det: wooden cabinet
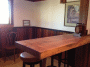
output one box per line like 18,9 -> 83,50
60,0 -> 66,3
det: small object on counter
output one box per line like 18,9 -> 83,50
73,33 -> 81,37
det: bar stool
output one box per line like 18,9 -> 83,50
47,53 -> 62,67
20,52 -> 42,67
56,52 -> 69,67
48,52 -> 69,67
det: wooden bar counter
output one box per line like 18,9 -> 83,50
15,34 -> 90,67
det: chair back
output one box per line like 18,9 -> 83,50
6,32 -> 17,46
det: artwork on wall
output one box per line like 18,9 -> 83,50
23,20 -> 30,27
64,2 -> 80,27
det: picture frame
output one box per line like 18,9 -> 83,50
23,20 -> 30,27
64,2 -> 80,27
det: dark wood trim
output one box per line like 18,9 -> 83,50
13,26 -> 74,33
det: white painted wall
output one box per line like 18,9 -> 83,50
14,0 -> 35,27
87,1 -> 90,34
14,0 -> 79,32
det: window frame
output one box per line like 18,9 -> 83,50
0,0 -> 14,28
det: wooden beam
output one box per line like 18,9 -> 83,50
79,0 -> 89,25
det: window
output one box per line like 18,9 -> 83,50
0,0 -> 13,25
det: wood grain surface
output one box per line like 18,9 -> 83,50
15,34 -> 90,60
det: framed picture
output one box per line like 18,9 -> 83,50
23,20 -> 30,27
64,2 -> 80,27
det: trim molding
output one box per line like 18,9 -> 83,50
13,26 -> 74,33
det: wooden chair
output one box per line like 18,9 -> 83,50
20,52 -> 42,67
4,32 -> 17,62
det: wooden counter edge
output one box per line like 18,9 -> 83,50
40,35 -> 90,59
15,42 -> 41,59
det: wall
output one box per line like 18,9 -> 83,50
14,0 -> 79,32
87,1 -> 90,34
14,0 -> 35,27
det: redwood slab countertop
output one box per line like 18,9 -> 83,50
15,34 -> 90,59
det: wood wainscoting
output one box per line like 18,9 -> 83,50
12,26 -> 73,40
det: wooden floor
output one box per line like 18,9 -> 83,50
0,54 -> 71,67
